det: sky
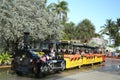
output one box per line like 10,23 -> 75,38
47,0 -> 120,33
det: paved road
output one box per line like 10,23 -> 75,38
0,58 -> 120,80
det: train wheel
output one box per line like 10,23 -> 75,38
91,63 -> 94,66
16,71 -> 23,76
34,66 -> 44,78
55,70 -> 61,73
35,72 -> 44,78
40,66 -> 44,72
61,61 -> 65,71
33,65 -> 38,74
44,65 -> 49,72
48,63 -> 54,72
77,65 -> 81,69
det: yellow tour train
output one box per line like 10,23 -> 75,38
57,40 -> 106,69
11,40 -> 106,77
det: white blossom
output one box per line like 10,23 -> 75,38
0,0 -> 63,43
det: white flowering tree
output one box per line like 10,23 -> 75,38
0,0 -> 63,53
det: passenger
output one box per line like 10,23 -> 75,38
65,49 -> 69,54
81,49 -> 85,56
85,49 -> 89,54
68,49 -> 73,54
63,49 -> 66,53
58,48 -> 61,53
46,47 -> 55,60
76,49 -> 80,54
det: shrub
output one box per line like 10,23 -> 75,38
0,52 -> 12,65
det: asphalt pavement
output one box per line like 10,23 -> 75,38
0,58 -> 120,80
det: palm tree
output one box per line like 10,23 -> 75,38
47,0 -> 69,21
99,19 -> 115,45
114,18 -> 120,47
94,33 -> 101,38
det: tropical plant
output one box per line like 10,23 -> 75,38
0,52 -> 11,65
47,0 -> 69,21
63,22 -> 75,40
99,19 -> 115,44
116,49 -> 120,53
114,18 -> 120,47
76,19 -> 95,43
61,31 -> 69,40
94,33 -> 101,38
100,19 -> 120,47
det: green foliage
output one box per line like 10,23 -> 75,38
94,33 -> 101,37
0,52 -> 11,65
108,45 -> 115,48
63,22 -> 75,40
0,0 -> 63,51
76,19 -> 95,42
0,0 -> 63,41
116,50 -> 120,53
100,19 -> 115,38
47,0 -> 69,21
61,19 -> 96,43
61,31 -> 69,40
100,18 -> 120,47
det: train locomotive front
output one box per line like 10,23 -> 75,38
11,49 -> 38,76
11,33 -> 65,77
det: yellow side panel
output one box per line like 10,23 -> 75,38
98,57 -> 102,62
88,57 -> 94,64
78,58 -> 83,66
94,56 -> 98,63
94,56 -> 102,63
82,57 -> 87,65
64,58 -> 83,69
64,58 -> 71,69
82,57 -> 94,65
34,52 -> 45,57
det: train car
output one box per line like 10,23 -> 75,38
57,40 -> 105,69
57,41 -> 82,69
90,46 -> 105,63
77,45 -> 105,64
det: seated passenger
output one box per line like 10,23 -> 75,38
50,49 -> 55,59
65,49 -> 69,54
58,48 -> 61,53
46,47 -> 55,60
63,49 -> 66,53
76,49 -> 80,54
69,49 -> 73,54
81,49 -> 85,56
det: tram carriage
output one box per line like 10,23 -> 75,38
57,40 -> 105,69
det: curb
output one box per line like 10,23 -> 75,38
0,65 -> 11,69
